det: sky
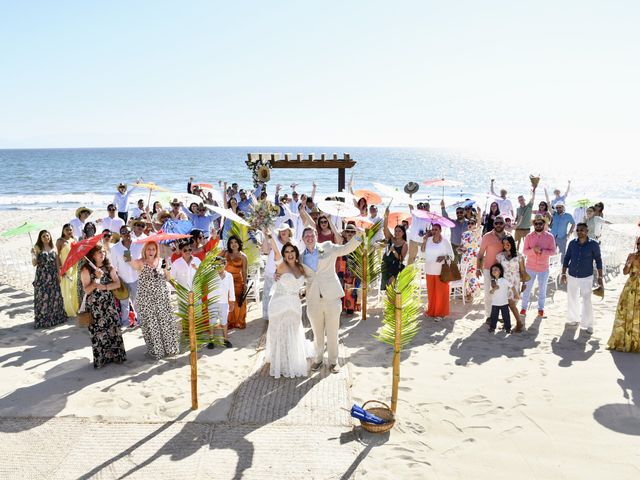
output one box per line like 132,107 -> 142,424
0,0 -> 639,167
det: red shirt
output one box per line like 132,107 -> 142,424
478,231 -> 505,271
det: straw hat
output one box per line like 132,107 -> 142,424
275,223 -> 295,238
404,182 -> 420,195
75,207 -> 92,218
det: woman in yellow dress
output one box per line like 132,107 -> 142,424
56,224 -> 79,317
607,236 -> 640,353
225,235 -> 248,329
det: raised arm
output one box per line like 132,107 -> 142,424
544,188 -> 551,206
298,200 -> 315,228
310,181 -> 317,204
440,199 -> 450,219
268,231 -> 282,263
326,216 -> 343,244
383,207 -> 392,241
529,186 -> 537,205
490,179 -> 497,196
564,180 -> 571,198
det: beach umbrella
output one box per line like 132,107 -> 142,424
1,221 -> 49,246
134,181 -> 169,206
354,189 -> 382,205
60,233 -> 106,276
205,204 -> 250,227
158,192 -> 202,207
134,233 -> 192,244
412,209 -> 456,228
423,178 -> 464,198
387,212 -> 412,226
316,200 -> 360,218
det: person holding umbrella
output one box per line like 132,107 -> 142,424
80,244 -> 127,368
32,230 -> 68,328
131,240 -> 180,359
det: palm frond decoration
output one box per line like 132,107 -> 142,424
347,220 -> 382,321
169,245 -> 225,410
374,264 -> 421,414
229,221 -> 261,268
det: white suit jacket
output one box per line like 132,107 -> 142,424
302,234 -> 362,302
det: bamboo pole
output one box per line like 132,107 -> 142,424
361,245 -> 368,321
188,291 -> 198,410
390,290 -> 402,414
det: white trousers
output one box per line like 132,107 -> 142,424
482,269 -> 492,318
307,297 -> 342,364
567,275 -> 593,329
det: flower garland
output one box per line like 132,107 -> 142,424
245,156 -> 273,187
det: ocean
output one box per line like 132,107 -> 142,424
0,147 -> 638,215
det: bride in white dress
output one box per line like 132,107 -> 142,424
265,237 -> 314,379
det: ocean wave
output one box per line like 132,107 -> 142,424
0,193 -> 114,208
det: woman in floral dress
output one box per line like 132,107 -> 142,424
607,236 -> 640,352
496,235 -> 524,332
80,244 -> 126,368
32,230 -> 68,328
132,240 -> 180,359
458,219 -> 482,300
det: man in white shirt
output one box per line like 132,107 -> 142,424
129,199 -> 146,220
172,241 -> 201,290
113,183 -> 138,223
368,205 -> 384,242
111,225 -> 143,326
70,207 -> 92,240
490,179 -> 515,219
209,256 -> 235,349
97,204 -> 125,235
130,220 -> 148,242
407,201 -> 431,264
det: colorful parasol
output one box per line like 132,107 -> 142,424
423,178 -> 464,198
387,211 -> 412,226
60,233 -> 106,276
325,191 -> 357,203
316,200 -> 360,218
1,221 -> 49,245
193,183 -> 213,189
354,189 -> 382,205
411,209 -> 456,228
344,217 -> 374,229
572,198 -> 592,208
373,182 -> 412,205
205,204 -> 250,227
134,182 -> 169,206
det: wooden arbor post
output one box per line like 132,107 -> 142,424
249,152 -> 356,192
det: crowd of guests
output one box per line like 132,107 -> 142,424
28,175 -> 640,371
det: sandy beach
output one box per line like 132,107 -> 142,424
1,208 -> 639,479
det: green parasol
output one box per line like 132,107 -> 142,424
572,198 -> 591,208
0,221 -> 49,245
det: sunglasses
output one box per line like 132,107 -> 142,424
182,248 -> 192,252
494,221 -> 504,225
534,222 -> 544,226
319,220 -> 329,224
107,208 -> 116,212
134,224 -> 145,228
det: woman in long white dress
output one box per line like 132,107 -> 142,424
265,235 -> 314,379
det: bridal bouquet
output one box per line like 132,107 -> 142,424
247,199 -> 280,231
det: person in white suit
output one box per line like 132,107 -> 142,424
299,226 -> 363,374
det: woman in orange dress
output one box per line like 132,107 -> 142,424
225,235 -> 248,329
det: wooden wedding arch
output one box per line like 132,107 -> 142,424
247,152 -> 356,191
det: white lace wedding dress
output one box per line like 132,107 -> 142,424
265,273 -> 314,379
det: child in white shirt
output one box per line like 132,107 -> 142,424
208,257 -> 236,348
489,263 -> 512,334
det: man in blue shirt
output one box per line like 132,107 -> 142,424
440,200 -> 468,263
561,223 -> 603,334
550,202 -> 575,262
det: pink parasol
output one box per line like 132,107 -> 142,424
134,233 -> 191,244
411,209 -> 456,228
353,189 -> 382,205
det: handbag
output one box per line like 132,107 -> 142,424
519,257 -> 531,283
440,258 -> 461,283
77,294 -> 93,327
113,277 -> 129,300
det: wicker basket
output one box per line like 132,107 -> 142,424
359,400 -> 395,433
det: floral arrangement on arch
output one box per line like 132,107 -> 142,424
247,199 -> 281,231
245,155 -> 273,187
